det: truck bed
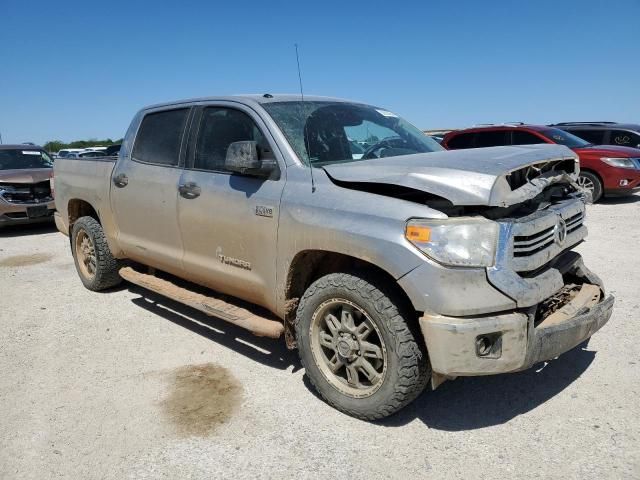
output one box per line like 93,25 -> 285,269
53,156 -> 117,237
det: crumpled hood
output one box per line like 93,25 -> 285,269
0,168 -> 52,184
323,144 -> 578,207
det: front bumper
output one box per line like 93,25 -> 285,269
0,200 -> 56,227
420,293 -> 613,376
602,166 -> 640,194
604,186 -> 640,196
419,254 -> 614,376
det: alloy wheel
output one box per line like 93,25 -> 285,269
309,298 -> 387,398
75,229 -> 97,280
577,175 -> 595,193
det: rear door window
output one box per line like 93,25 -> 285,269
511,130 -> 547,145
610,130 -> 640,148
132,108 -> 190,166
568,129 -> 606,145
446,132 -> 475,149
474,130 -> 509,148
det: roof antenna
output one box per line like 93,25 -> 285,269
295,43 -> 315,192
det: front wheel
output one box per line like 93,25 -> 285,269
577,171 -> 603,203
295,272 -> 430,420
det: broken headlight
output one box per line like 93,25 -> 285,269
405,217 -> 499,267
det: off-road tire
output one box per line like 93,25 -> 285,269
71,216 -> 123,291
295,272 -> 430,420
578,171 -> 603,203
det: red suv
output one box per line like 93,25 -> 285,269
442,124 -> 640,202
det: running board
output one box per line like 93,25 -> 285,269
119,267 -> 284,338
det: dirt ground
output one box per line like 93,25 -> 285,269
1,196 -> 639,480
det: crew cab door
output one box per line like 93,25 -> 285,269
110,106 -> 191,274
176,103 -> 285,311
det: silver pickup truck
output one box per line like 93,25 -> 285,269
53,95 -> 614,419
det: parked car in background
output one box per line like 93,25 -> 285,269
55,148 -> 84,159
53,95 -> 613,419
423,129 -> 454,144
105,144 -> 121,157
0,145 -> 55,227
67,150 -> 107,158
550,122 -> 640,149
442,124 -> 640,201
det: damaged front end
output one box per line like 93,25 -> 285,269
418,198 -> 614,381
324,143 -> 611,383
323,144 -> 584,209
492,157 -> 588,207
420,251 -> 613,380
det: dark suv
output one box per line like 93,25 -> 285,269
550,122 -> 640,150
442,124 -> 640,202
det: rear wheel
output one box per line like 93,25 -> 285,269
295,272 -> 430,420
577,171 -> 603,202
71,216 -> 123,291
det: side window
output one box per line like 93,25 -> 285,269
194,107 -> 270,172
446,133 -> 475,149
132,108 -> 189,166
610,130 -> 640,148
569,129 -> 605,145
511,130 -> 546,145
474,130 -> 509,148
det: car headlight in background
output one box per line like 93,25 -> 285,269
405,217 -> 499,267
600,157 -> 638,169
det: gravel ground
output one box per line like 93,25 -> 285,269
1,196 -> 639,480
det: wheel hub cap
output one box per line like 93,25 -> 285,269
309,298 -> 388,398
336,335 -> 358,359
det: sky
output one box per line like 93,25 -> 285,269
1,0 -> 639,146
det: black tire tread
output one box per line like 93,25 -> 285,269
71,216 -> 123,291
295,272 -> 430,420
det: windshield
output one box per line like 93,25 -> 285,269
0,149 -> 53,170
541,128 -> 591,148
262,101 -> 443,166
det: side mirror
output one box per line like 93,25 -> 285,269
225,141 -> 275,177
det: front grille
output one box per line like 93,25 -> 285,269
508,199 -> 586,272
513,226 -> 555,257
505,159 -> 576,190
0,181 -> 52,204
513,211 -> 584,258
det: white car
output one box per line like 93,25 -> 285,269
55,149 -> 84,158
67,150 -> 107,158
81,146 -> 108,152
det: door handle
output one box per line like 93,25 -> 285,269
178,182 -> 201,199
113,173 -> 128,188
